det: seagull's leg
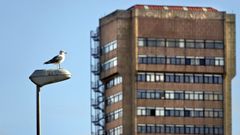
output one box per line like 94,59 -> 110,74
59,64 -> 60,69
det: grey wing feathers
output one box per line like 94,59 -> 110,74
44,55 -> 62,64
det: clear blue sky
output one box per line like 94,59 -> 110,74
0,0 -> 239,135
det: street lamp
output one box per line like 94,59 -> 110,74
29,69 -> 71,135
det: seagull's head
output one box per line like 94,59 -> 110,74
59,50 -> 67,55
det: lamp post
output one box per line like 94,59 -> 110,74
29,69 -> 71,135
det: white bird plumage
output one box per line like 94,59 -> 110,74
44,50 -> 67,69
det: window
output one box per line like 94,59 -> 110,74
170,57 -> 176,64
156,39 -> 165,47
166,39 -> 175,47
137,73 -> 145,82
185,74 -> 194,83
147,38 -> 157,47
194,74 -> 203,83
150,108 -> 155,116
214,75 -> 223,84
185,57 -> 191,65
138,55 -> 146,64
205,57 -> 215,66
152,57 -> 157,64
195,57 -> 204,65
136,72 -> 223,84
156,108 -> 164,116
165,73 -> 174,82
175,74 -> 184,83
215,57 -> 224,66
176,39 -> 185,48
137,38 -> 223,50
137,124 -> 146,133
138,38 -> 146,46
195,92 -> 204,100
204,74 -> 213,84
137,124 -> 223,134
156,125 -> 164,133
204,109 -> 212,117
195,126 -> 202,134
205,40 -> 214,49
156,73 -> 164,82
166,57 -> 170,64
165,91 -> 174,99
106,92 -> 122,106
102,40 -> 117,54
186,40 -> 195,48
215,41 -> 224,49
146,73 -> 155,82
194,109 -> 204,117
137,107 -> 145,116
102,57 -> 117,71
195,40 -> 204,48
184,109 -> 191,117
138,55 -> 223,67
165,125 -> 174,134
107,126 -> 123,135
156,56 -> 165,64
176,56 -> 185,65
106,76 -> 122,89
185,126 -> 194,134
137,90 -> 165,99
175,109 -> 184,117
174,91 -> 184,100
106,109 -> 123,123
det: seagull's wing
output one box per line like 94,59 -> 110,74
44,55 -> 63,64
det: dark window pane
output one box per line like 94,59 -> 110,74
186,58 -> 191,65
200,59 -> 205,65
166,39 -> 175,47
205,40 -> 214,49
195,40 -> 204,48
186,40 -> 195,48
215,41 -> 224,49
170,57 -> 176,64
184,110 -> 191,116
156,39 -> 165,47
147,39 -> 157,47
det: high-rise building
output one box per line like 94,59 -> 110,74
90,5 -> 235,135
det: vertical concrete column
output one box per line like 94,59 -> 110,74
224,13 -> 236,135
131,9 -> 139,135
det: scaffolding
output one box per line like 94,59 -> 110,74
90,29 -> 105,135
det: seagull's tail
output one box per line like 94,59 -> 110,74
44,61 -> 51,64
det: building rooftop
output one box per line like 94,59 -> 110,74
129,4 -> 218,12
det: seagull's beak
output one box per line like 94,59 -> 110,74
64,52 -> 67,54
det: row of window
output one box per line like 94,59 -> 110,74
138,55 -> 224,66
137,124 -> 223,134
137,90 -> 223,101
137,72 -> 223,84
106,92 -> 123,106
102,57 -> 117,71
107,125 -> 123,135
137,107 -> 223,118
138,38 -> 224,49
102,40 -> 117,54
106,76 -> 122,89
106,109 -> 123,123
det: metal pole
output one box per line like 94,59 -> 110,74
36,86 -> 41,135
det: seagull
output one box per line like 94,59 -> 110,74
44,50 -> 67,69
